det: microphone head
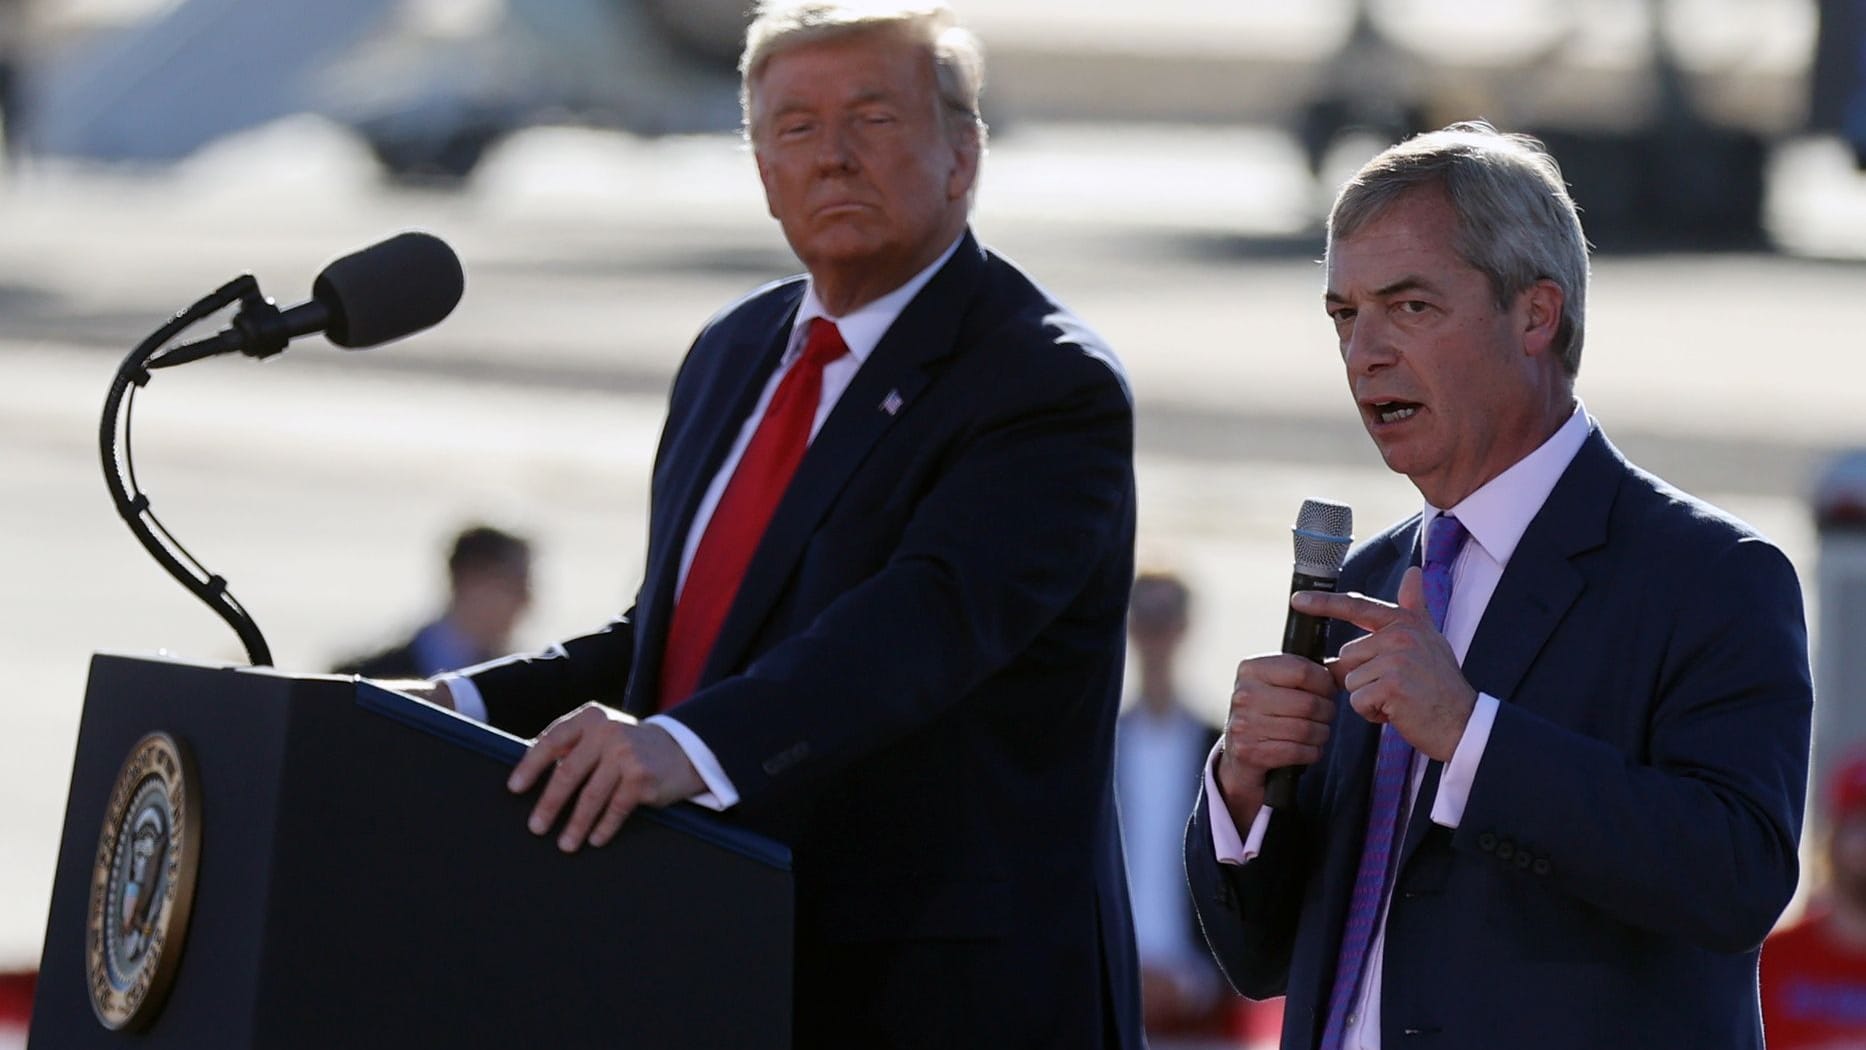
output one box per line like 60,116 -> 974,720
1293,498 -> 1354,580
311,231 -> 464,349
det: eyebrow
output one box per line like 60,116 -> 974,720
762,87 -> 899,124
1323,275 -> 1443,304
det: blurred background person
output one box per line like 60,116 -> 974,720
1116,570 -> 1234,1045
334,523 -> 532,678
0,0 -> 26,166
1764,749 -> 1866,1049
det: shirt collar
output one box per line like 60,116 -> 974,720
790,232 -> 966,364
1424,401 -> 1590,568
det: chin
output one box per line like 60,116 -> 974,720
1369,440 -> 1409,476
803,232 -> 887,267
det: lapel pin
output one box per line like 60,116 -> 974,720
880,390 -> 904,416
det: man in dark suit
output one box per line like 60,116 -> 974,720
333,524 -> 532,679
396,2 -> 1143,1045
1185,122 -> 1812,1049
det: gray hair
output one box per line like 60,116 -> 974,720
739,1 -> 988,150
1328,121 -> 1591,375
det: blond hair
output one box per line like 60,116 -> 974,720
739,1 -> 987,150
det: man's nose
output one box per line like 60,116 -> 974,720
1342,312 -> 1397,375
815,121 -> 857,172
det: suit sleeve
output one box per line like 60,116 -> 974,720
460,613 -> 637,739
1454,535 -> 1812,952
450,293 -> 784,742
1184,777 -> 1313,1000
667,344 -> 1134,803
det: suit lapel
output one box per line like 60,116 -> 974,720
696,234 -> 988,689
1317,523 -> 1415,951
1458,428 -> 1615,704
1333,525 -> 1416,806
1396,426 -> 1617,867
628,295 -> 800,714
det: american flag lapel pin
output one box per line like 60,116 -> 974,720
880,389 -> 904,416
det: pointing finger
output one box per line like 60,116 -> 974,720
1291,589 -> 1404,633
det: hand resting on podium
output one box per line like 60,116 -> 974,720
377,684 -> 705,853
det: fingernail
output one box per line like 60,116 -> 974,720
528,815 -> 546,835
557,833 -> 576,853
507,774 -> 523,792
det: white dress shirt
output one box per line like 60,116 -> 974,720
1202,402 -> 1590,1048
447,235 -> 965,810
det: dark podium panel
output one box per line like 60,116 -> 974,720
32,654 -> 792,1048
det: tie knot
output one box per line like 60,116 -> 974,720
799,318 -> 849,371
1425,514 -> 1469,574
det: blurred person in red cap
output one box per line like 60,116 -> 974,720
1763,751 -> 1866,1049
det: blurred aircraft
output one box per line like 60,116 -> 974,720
16,0 -> 1862,246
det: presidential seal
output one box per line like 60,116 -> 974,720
86,732 -> 201,1031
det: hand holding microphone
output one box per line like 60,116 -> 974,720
1214,499 -> 1352,823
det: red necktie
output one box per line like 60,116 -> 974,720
657,318 -> 849,710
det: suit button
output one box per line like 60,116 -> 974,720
1533,857 -> 1551,876
1515,851 -> 1533,870
1477,832 -> 1497,853
1495,841 -> 1515,861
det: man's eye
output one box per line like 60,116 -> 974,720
779,121 -> 815,138
1396,300 -> 1430,315
1328,308 -> 1356,325
859,112 -> 896,127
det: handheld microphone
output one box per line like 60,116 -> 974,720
1263,498 -> 1354,810
150,231 -> 464,368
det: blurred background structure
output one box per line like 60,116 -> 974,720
2,1 -> 1865,1045
18,0 -> 1863,244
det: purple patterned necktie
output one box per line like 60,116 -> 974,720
1318,514 -> 1468,1049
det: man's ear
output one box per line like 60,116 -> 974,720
946,129 -> 981,203
1520,279 -> 1565,359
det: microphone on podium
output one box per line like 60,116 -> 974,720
102,231 -> 467,667
149,231 -> 464,369
1263,498 -> 1354,810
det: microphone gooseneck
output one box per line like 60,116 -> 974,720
100,233 -> 463,666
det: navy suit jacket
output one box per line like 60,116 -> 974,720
1186,426 -> 1812,1049
467,232 -> 1144,1047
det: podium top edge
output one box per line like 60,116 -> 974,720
353,680 -> 793,873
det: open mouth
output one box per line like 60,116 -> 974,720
1370,400 -> 1421,424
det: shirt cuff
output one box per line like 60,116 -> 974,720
644,714 -> 739,811
436,672 -> 488,723
1203,743 -> 1271,866
1430,691 -> 1500,829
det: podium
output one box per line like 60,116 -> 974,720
29,654 -> 793,1048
